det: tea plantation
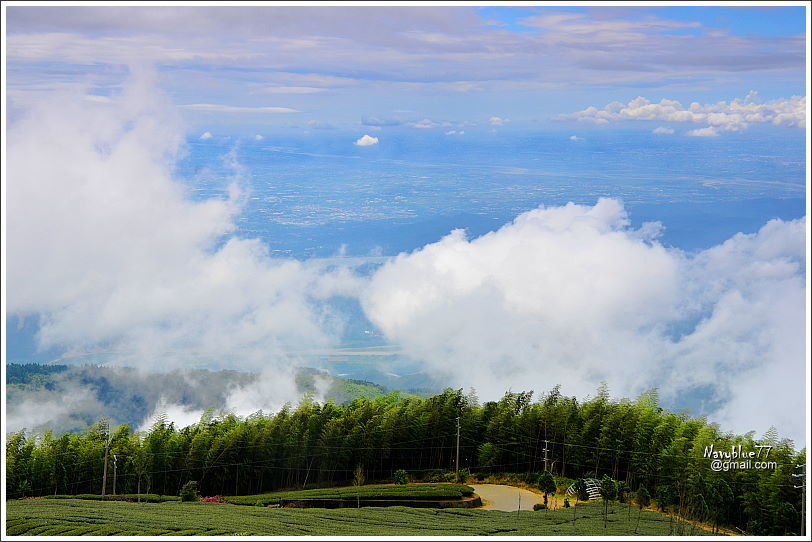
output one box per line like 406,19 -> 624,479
6,498 -> 716,536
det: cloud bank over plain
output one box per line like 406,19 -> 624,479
6,70 -> 360,390
560,92 -> 806,136
362,199 -> 806,442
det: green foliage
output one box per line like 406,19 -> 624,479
393,469 -> 409,485
563,498 -> 570,508
656,484 -> 676,512
573,479 -> 589,502
477,442 -> 500,472
537,472 -> 557,495
537,471 -> 557,507
6,363 -> 69,386
455,468 -> 470,484
636,486 -> 651,509
533,503 -> 547,511
180,481 -> 200,502
600,475 -> 617,501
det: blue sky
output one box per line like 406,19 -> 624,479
4,3 -> 807,137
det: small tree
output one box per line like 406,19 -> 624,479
537,472 -> 557,509
616,480 -> 629,503
353,465 -> 365,509
393,469 -> 408,485
657,484 -> 676,535
635,486 -> 651,534
180,481 -> 200,502
456,468 -> 470,484
572,478 -> 587,501
600,475 -> 617,529
572,478 -> 589,523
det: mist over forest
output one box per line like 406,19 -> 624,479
6,363 -> 386,435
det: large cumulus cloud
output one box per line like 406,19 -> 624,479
362,199 -> 806,443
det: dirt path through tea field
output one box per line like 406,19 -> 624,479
470,484 -> 545,512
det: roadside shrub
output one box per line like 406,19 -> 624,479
201,496 -> 227,503
394,469 -> 409,485
455,468 -> 470,484
564,498 -> 570,508
533,503 -> 547,511
425,470 -> 455,483
180,481 -> 200,502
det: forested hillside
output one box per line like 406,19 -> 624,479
6,386 -> 804,535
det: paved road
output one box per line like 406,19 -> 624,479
470,484 -> 545,512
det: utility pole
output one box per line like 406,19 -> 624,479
112,455 -> 117,496
101,420 -> 110,497
543,439 -> 549,473
455,416 -> 461,476
793,463 -> 806,537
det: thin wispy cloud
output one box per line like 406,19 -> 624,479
181,103 -> 300,113
5,6 -> 805,129
257,86 -> 328,94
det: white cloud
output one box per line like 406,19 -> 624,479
84,94 -> 112,103
354,134 -> 379,146
199,131 -> 213,139
560,93 -> 806,135
686,126 -> 718,137
361,199 -> 806,442
445,130 -> 464,135
489,116 -> 510,126
254,134 -> 264,140
181,103 -> 300,113
652,126 -> 674,134
409,118 -> 449,129
569,135 -> 583,141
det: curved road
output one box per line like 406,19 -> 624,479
470,484 -> 545,512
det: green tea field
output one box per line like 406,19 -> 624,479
6,498 -> 717,536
